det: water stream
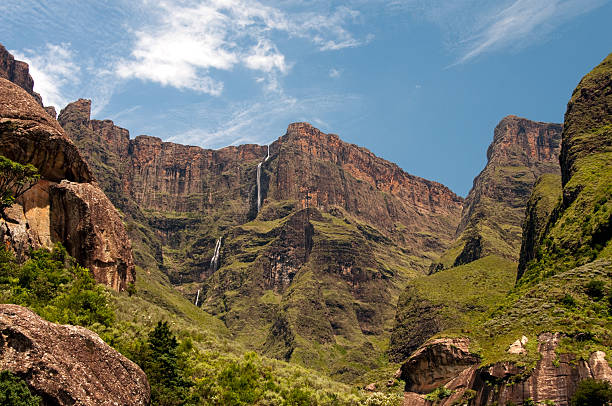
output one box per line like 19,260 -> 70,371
257,145 -> 270,212
209,237 -> 222,273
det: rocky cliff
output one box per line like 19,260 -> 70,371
0,76 -> 135,291
437,116 -> 562,268
0,43 -> 42,105
58,104 -> 464,380
0,304 -> 150,405
396,52 -> 612,406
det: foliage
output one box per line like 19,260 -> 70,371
0,244 -> 114,327
585,280 -> 605,299
0,370 -> 41,406
570,379 -> 612,406
363,392 -> 403,406
0,155 -> 39,215
424,386 -> 452,403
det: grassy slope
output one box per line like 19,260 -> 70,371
105,267 -> 387,404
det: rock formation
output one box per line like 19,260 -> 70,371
437,116 -> 562,268
0,76 -> 135,291
400,333 -> 611,406
0,43 -> 42,105
0,304 -> 150,405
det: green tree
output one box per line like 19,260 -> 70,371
0,370 -> 41,406
571,379 -> 612,406
144,321 -> 190,405
0,155 -> 39,216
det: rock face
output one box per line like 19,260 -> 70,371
437,116 -> 562,268
0,77 -> 135,291
0,304 -> 150,405
401,334 -> 612,406
0,43 -> 42,105
58,103 -> 464,380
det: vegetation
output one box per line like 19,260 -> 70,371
0,244 -> 114,327
0,155 -> 40,216
571,379 -> 612,406
0,370 -> 41,406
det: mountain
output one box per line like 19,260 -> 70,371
396,53 -> 612,406
435,116 -> 562,269
389,115 -> 562,362
57,104 -> 464,380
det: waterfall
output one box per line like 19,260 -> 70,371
209,237 -> 222,273
257,161 -> 263,212
194,289 -> 200,307
257,145 -> 269,212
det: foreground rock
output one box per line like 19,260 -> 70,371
0,75 -> 135,290
401,334 -> 612,406
0,304 -> 150,405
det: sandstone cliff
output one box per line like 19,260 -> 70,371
0,304 -> 150,405
437,116 -> 562,268
0,77 -> 135,291
0,43 -> 42,105
58,103 -> 464,380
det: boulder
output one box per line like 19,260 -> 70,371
0,304 -> 150,405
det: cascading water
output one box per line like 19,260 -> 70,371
257,145 -> 270,212
209,237 -> 222,273
194,289 -> 200,307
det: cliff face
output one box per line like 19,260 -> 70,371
438,116 -> 562,268
0,43 -> 42,105
59,106 -> 464,380
0,304 -> 150,405
0,77 -> 134,291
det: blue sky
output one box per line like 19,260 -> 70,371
1,0 -> 611,196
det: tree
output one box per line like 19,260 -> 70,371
0,370 -> 41,406
145,321 -> 190,405
0,155 -> 39,216
571,379 -> 612,406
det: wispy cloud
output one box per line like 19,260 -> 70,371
455,0 -> 607,64
388,0 -> 608,64
329,68 -> 342,78
160,92 -> 363,148
11,43 -> 80,108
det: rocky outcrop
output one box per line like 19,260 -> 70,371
517,173 -> 562,280
0,43 -> 42,105
438,116 -> 562,268
0,304 -> 150,405
0,77 -> 135,291
401,334 -> 612,406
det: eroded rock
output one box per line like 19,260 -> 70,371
0,304 -> 150,405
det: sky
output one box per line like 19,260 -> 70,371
0,0 -> 611,196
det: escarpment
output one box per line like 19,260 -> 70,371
0,77 -> 135,291
0,43 -> 42,105
437,116 -> 562,268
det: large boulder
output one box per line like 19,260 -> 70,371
0,76 -> 135,291
0,304 -> 150,405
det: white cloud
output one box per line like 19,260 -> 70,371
12,43 -> 80,108
329,68 -> 341,78
115,0 -> 368,95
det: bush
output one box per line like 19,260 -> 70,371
0,244 -> 114,328
561,293 -> 577,307
585,280 -> 605,299
425,386 -> 453,402
0,370 -> 41,406
571,379 -> 612,406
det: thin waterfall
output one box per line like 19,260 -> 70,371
257,161 -> 263,212
194,289 -> 200,307
209,237 -> 222,273
257,145 -> 270,212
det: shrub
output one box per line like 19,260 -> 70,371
585,280 -> 605,299
0,370 -> 41,406
561,293 -> 576,307
0,155 -> 39,216
425,386 -> 453,402
571,379 -> 612,406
